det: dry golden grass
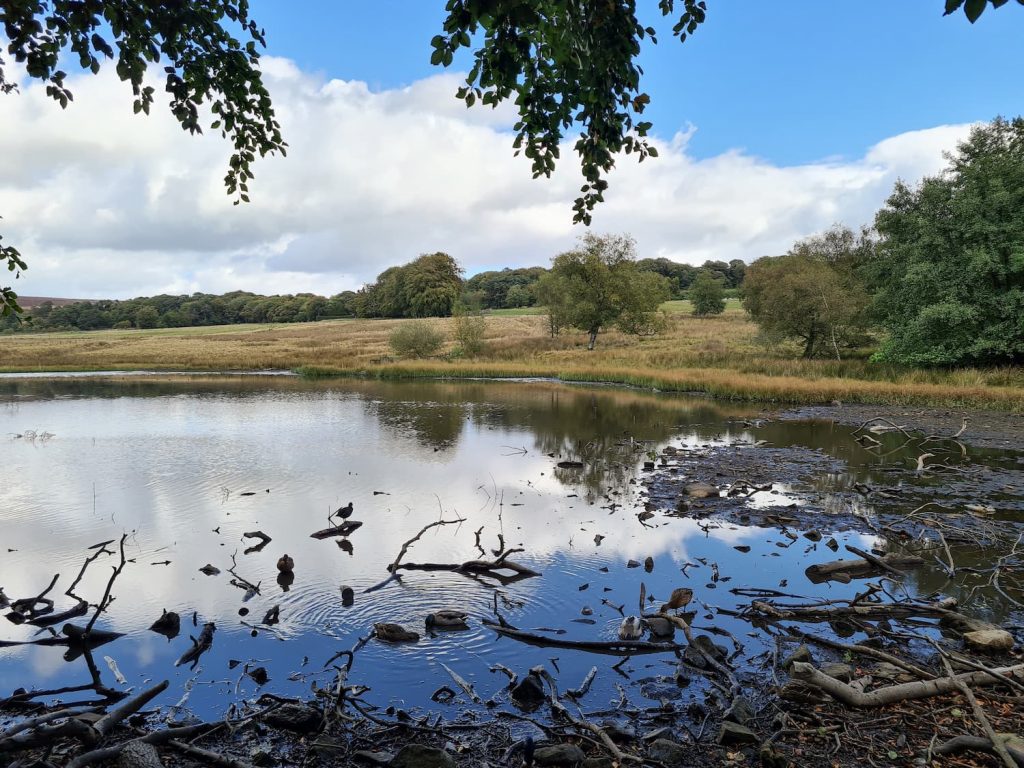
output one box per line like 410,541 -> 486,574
2,310 -> 1022,411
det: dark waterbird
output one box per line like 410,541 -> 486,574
334,502 -> 354,519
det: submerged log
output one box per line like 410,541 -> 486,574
310,521 -> 363,540
805,553 -> 925,583
482,620 -> 682,655
175,623 -> 216,669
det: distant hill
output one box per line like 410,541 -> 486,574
16,296 -> 92,309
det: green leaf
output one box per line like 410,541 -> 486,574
647,146 -> 659,158
887,751 -> 898,760
964,0 -> 987,21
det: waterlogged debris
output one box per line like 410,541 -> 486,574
341,586 -> 355,606
242,530 -> 272,554
644,556 -> 654,572
246,665 -> 270,685
104,654 -> 128,685
594,534 -> 605,545
310,520 -> 363,539
175,622 -> 216,670
627,560 -> 641,568
734,545 -> 751,553
557,460 -> 584,469
148,609 -> 180,640
263,606 -> 280,625
685,482 -> 720,498
198,564 -> 220,576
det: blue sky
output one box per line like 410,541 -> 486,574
250,1 -> 1024,165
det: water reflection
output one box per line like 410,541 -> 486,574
1,375 -> 1021,720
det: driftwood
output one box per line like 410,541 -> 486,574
364,518 -> 464,593
175,623 -> 216,669
791,661 -> 1024,707
805,553 -> 925,583
242,530 -> 272,554
482,620 -> 682,655
310,520 -> 363,540
748,599 -> 956,624
395,547 -> 541,584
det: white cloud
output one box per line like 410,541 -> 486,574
0,58 -> 973,299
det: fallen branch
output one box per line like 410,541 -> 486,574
790,661 -> 1024,707
364,518 -> 463,593
482,621 -> 681,655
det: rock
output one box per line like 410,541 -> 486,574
825,537 -> 839,551
263,702 -> 322,734
821,663 -> 853,682
391,745 -> 455,768
803,529 -> 822,542
511,672 -> 546,710
119,742 -> 162,768
648,739 -> 688,766
723,695 -> 755,725
353,751 -> 394,765
684,634 -> 728,668
782,644 -> 813,669
599,720 -> 636,742
626,559 -> 641,568
964,629 -> 1015,652
685,482 -> 719,498
534,744 -> 586,766
583,760 -> 615,768
250,748 -> 276,767
716,721 -> 759,746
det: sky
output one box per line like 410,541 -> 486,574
1,1 -> 1022,300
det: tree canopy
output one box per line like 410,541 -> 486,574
869,117 -> 1024,366
536,233 -> 670,349
743,227 -> 871,359
356,252 -> 464,319
689,270 -> 725,316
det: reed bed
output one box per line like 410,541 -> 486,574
2,312 -> 1022,411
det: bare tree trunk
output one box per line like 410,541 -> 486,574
587,329 -> 598,350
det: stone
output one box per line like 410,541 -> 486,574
390,744 -> 456,768
648,738 -> 688,766
583,760 -> 615,768
782,644 -> 813,669
534,743 -> 586,766
964,629 -> 1015,652
716,721 -> 759,746
723,695 -> 755,725
684,634 -> 727,668
263,702 -> 322,734
821,663 -> 853,682
353,751 -> 394,766
685,482 -> 720,498
599,720 -> 636,742
118,742 -> 162,768
803,529 -> 822,542
511,672 -> 546,710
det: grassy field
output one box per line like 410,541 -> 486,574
1,306 -> 1022,410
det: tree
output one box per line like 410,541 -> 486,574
869,116 -> 1024,366
0,0 -> 286,315
134,305 -> 159,329
689,271 -> 725,316
538,233 -> 669,349
743,227 -> 871,359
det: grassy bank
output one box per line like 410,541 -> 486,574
1,309 -> 1022,410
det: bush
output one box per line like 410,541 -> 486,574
389,321 -> 445,358
452,312 -> 487,357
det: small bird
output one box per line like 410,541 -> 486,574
277,554 -> 294,573
618,616 -> 644,640
425,610 -> 469,630
334,502 -> 354,519
373,623 -> 420,642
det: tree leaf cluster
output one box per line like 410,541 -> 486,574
868,116 -> 1024,366
536,232 -> 670,348
355,252 -> 464,319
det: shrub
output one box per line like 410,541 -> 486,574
452,312 -> 487,357
389,321 -> 444,358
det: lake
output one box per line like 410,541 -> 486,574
1,375 -> 1021,723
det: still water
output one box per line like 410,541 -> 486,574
0,375 -> 1020,719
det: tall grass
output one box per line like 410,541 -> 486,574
3,313 -> 1022,411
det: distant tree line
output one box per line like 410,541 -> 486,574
0,291 -> 348,333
